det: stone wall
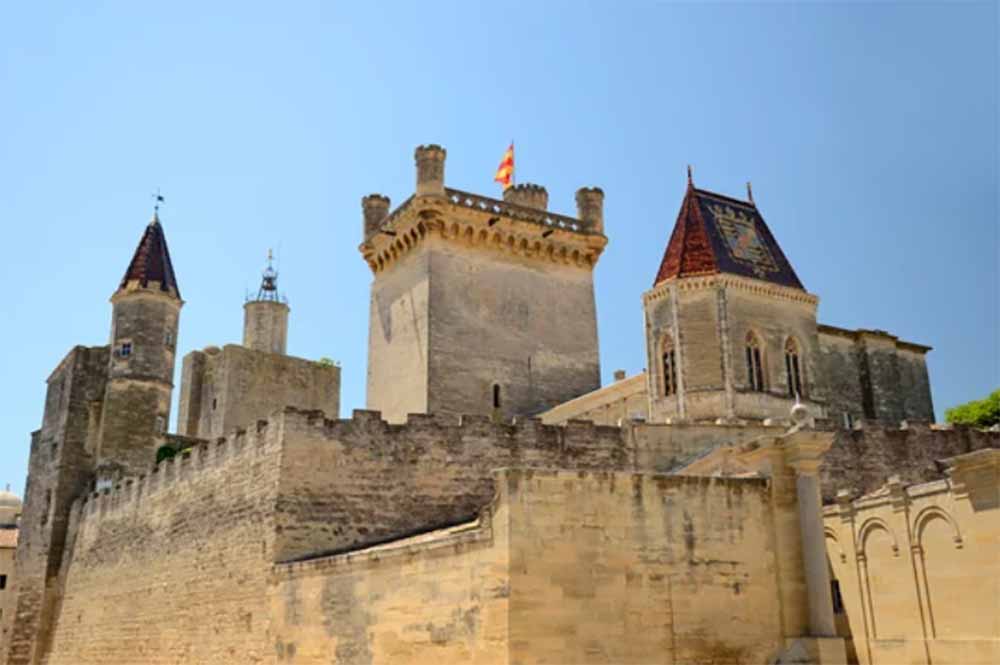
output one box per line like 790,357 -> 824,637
817,325 -> 933,426
177,344 -> 340,440
365,248 -> 430,422
822,424 -> 997,503
271,467 -> 797,665
824,449 -> 999,665
425,239 -> 601,420
41,422 -> 283,665
269,507 -> 508,664
644,276 -> 825,423
272,409 -> 628,563
539,371 -> 648,425
506,469 -> 787,664
2,345 -> 106,665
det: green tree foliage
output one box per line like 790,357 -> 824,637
944,389 -> 1000,428
156,445 -> 177,464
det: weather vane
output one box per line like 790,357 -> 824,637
152,188 -> 165,214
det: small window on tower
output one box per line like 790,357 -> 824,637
164,329 -> 173,346
661,335 -> 678,397
0,574 -> 7,590
745,332 -> 765,392
492,384 -> 501,410
119,342 -> 132,358
155,416 -> 165,434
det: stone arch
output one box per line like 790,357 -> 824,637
858,517 -> 899,557
913,506 -> 963,550
825,526 -> 848,563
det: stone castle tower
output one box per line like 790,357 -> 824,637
360,145 -> 607,422
643,176 -> 824,423
4,212 -> 181,664
242,251 -> 289,355
97,211 -> 183,479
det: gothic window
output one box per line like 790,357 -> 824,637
784,337 -> 803,397
745,332 -> 765,392
661,336 -> 678,396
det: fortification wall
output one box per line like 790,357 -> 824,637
178,344 -> 340,440
41,423 -> 283,665
270,468 -> 790,665
3,346 -> 106,665
270,503 -> 509,664
822,424 -> 998,503
272,409 -> 629,563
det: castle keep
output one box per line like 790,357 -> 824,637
2,146 -> 996,665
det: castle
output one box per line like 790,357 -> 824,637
1,145 -> 996,665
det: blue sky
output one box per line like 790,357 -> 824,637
1,2 -> 996,495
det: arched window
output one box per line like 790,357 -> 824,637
662,336 -> 678,396
784,337 -> 803,397
745,332 -> 765,392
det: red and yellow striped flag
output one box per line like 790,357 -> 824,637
494,143 -> 514,190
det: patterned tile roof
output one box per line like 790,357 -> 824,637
119,213 -> 181,298
654,184 -> 804,290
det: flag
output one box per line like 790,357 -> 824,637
494,143 -> 514,190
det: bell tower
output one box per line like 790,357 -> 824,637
96,208 -> 182,479
243,250 -> 289,355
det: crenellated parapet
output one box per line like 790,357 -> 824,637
74,420 -> 276,523
359,187 -> 607,275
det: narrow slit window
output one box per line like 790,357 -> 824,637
746,333 -> 765,392
784,338 -> 803,397
661,336 -> 677,396
492,384 -> 501,409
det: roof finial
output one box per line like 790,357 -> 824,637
151,188 -> 164,223
686,164 -> 693,188
746,181 -> 755,205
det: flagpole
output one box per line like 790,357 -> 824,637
510,139 -> 515,188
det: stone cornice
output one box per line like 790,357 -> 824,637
359,189 -> 608,275
643,273 -> 819,306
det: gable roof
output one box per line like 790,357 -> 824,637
654,184 -> 804,290
119,212 -> 181,298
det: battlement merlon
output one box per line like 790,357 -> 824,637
359,145 -> 607,275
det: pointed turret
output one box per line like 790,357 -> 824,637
97,207 -> 184,479
118,211 -> 181,298
653,175 -> 803,290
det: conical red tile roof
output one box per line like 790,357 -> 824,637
119,213 -> 181,298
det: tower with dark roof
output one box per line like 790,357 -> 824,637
96,210 -> 183,479
643,175 -> 825,423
